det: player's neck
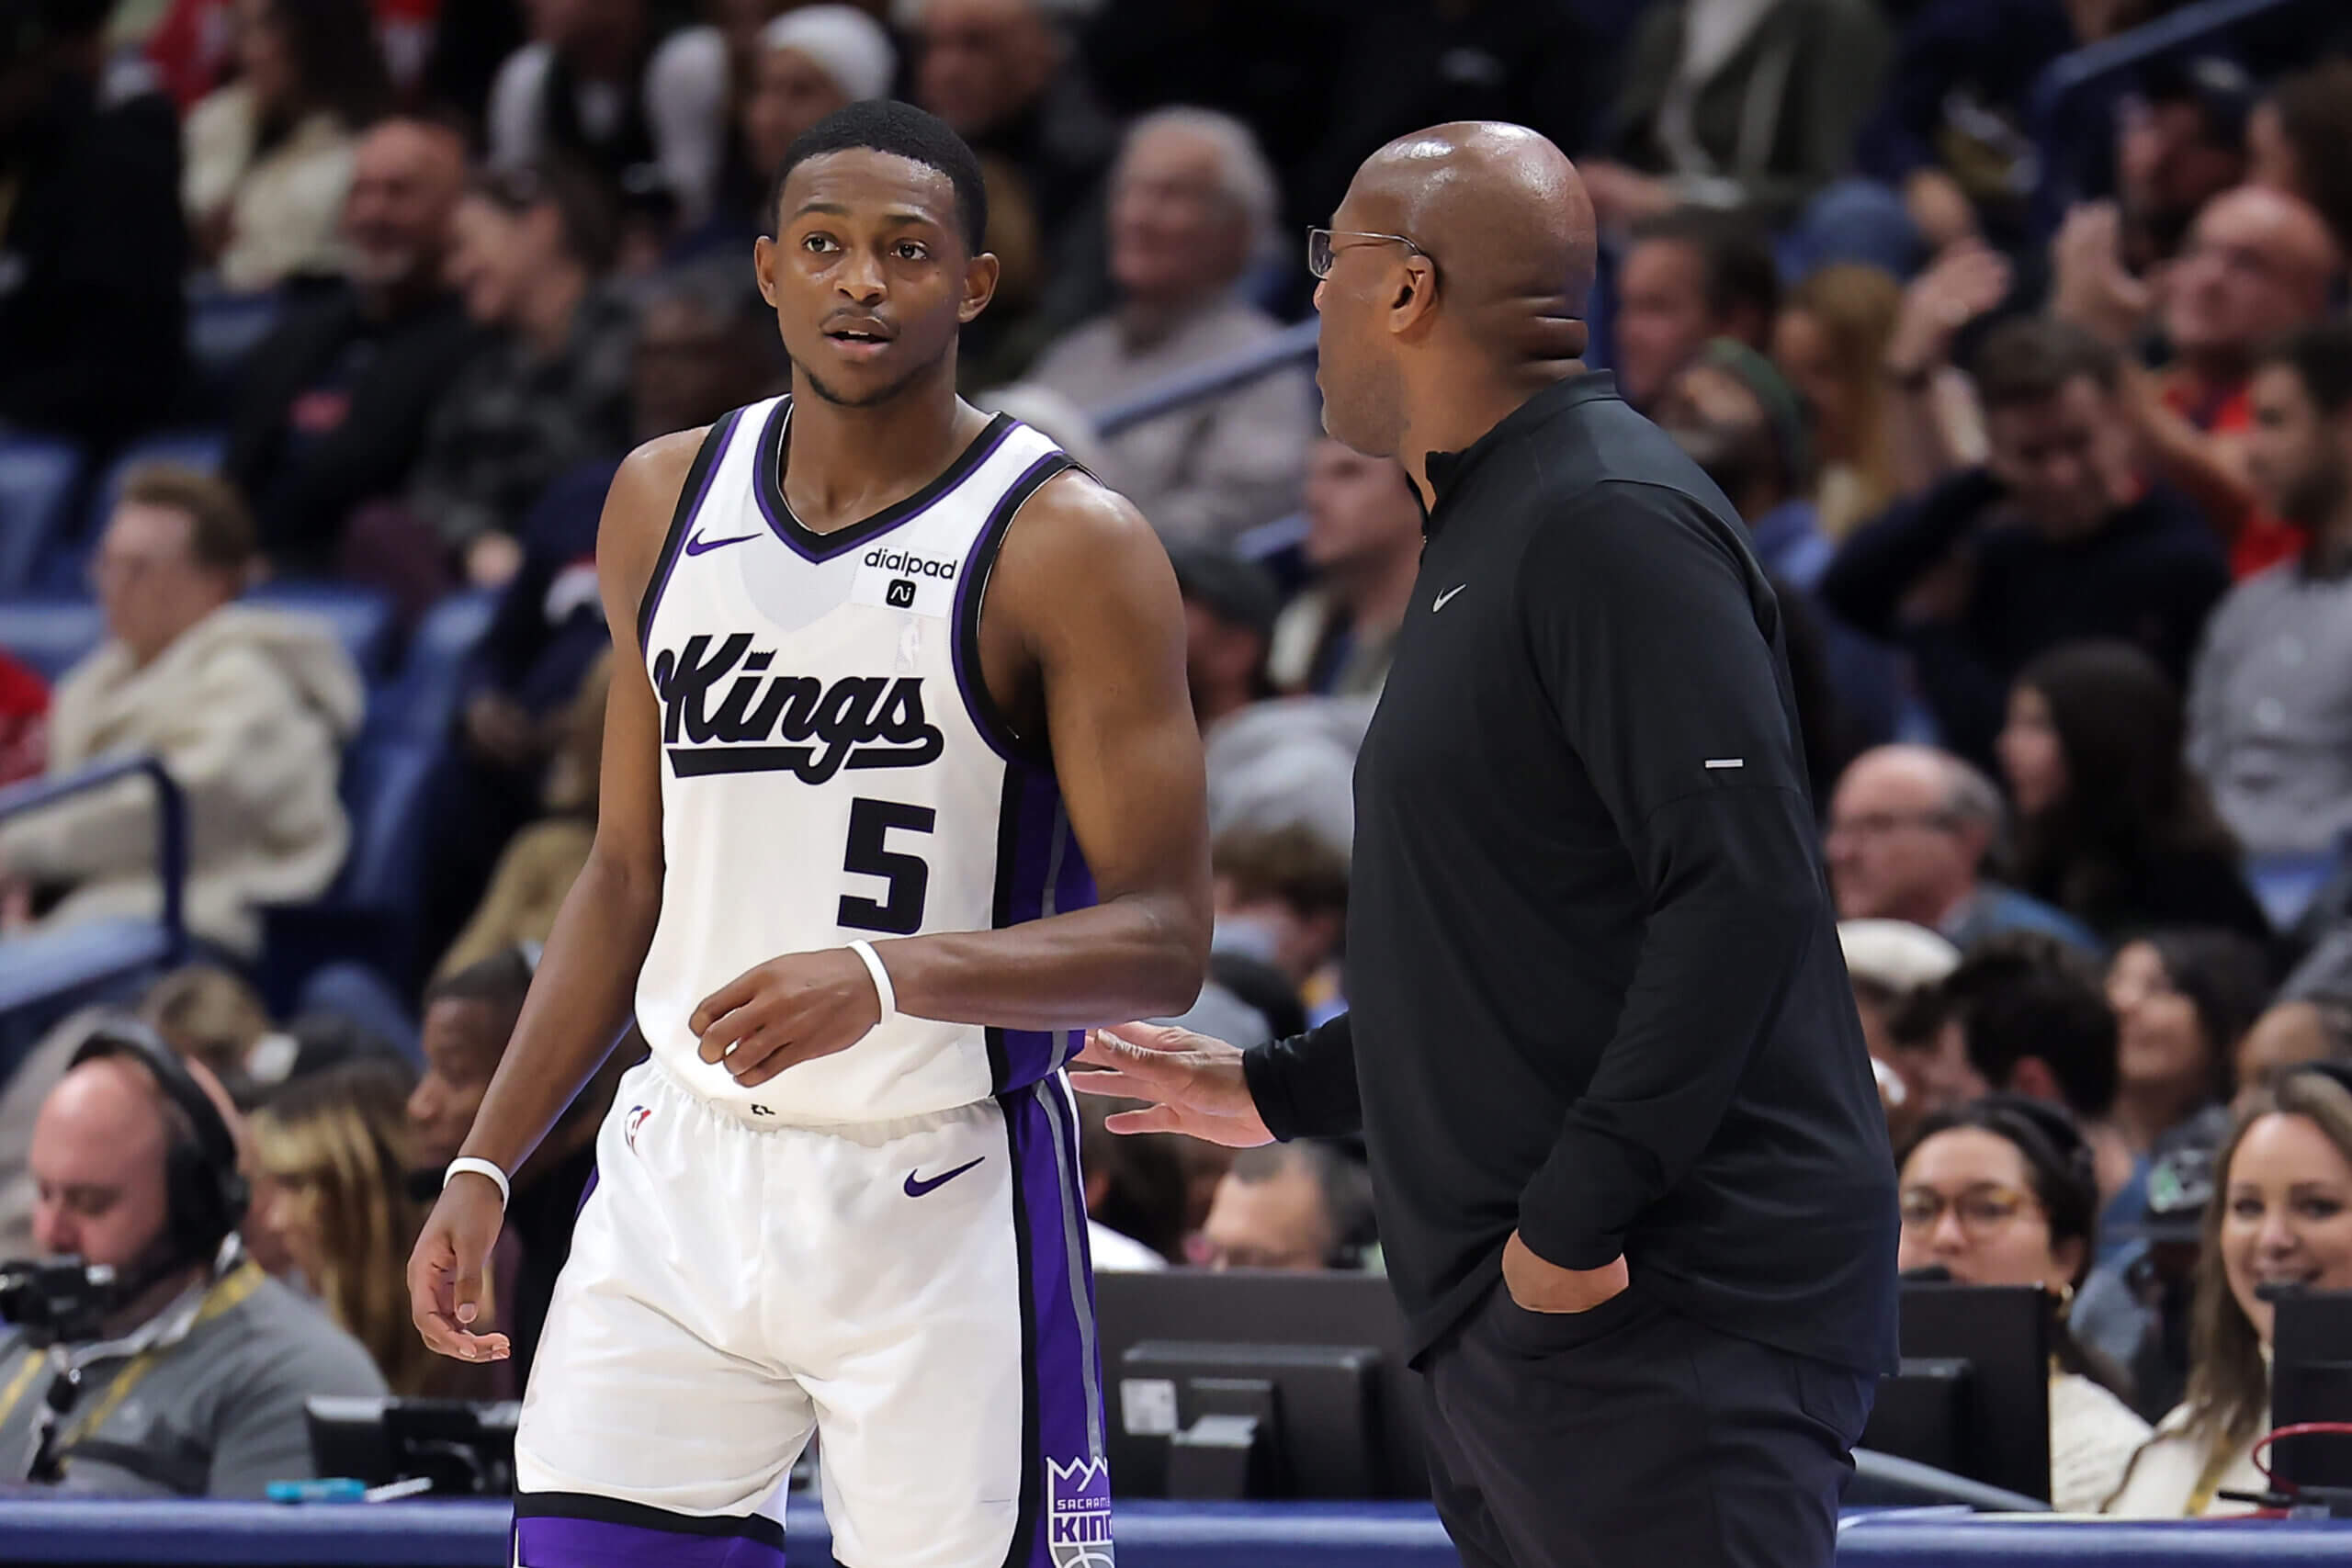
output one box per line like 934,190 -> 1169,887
783,369 -> 990,535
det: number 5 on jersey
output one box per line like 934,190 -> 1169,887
840,797 -> 933,935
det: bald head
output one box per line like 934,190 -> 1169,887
29,1055 -> 176,1269
344,118 -> 469,294
2167,185 -> 2341,367
1826,745 -> 2001,926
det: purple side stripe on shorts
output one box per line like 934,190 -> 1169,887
513,1513 -> 786,1568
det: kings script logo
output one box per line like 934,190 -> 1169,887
1046,1457 -> 1114,1568
653,632 -> 944,782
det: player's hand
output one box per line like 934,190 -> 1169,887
1070,1022 -> 1273,1147
691,946 -> 884,1088
1501,1231 -> 1629,1315
409,1174 -> 512,1362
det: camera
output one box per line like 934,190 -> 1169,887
0,1258 -> 119,1347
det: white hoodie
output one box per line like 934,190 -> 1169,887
0,604 -> 365,956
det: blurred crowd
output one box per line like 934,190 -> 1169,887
0,0 -> 2349,1512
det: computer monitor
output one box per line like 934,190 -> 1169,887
305,1397 -> 521,1495
1091,1269 -> 1423,1501
1860,1282 -> 2051,1505
2269,1286 -> 2352,1508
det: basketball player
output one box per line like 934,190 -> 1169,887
406,101 -> 1209,1568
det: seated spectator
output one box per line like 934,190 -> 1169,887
1876,241 -> 2013,499
1581,0 -> 1887,231
139,962 -> 273,1100
0,1024 -> 385,1494
2105,54 -> 2254,276
1610,207 -> 1781,412
249,1057 -> 493,1398
1210,822 -> 1346,1033
486,0 -> 726,229
397,160 -> 635,595
2106,1065 -> 2352,1514
0,469 -> 362,958
1896,1097 -> 2152,1510
2188,322 -> 2352,855
1838,919 -> 1961,1145
2234,995 -> 2352,1115
2055,185 -> 2338,577
181,0 -> 389,290
226,116 -> 489,575
1171,545 -> 1278,733
0,0 -> 187,448
406,949 -> 633,1381
1075,1092 -> 1185,1270
2248,59 -> 2352,256
1942,938 -> 2128,1174
2000,643 -> 2270,944
1825,744 -> 2101,954
1029,108 -> 1310,546
1773,265 -> 1901,540
0,650 -> 50,786
1822,321 -> 2230,770
1269,440 -> 1419,699
1201,1139 -> 1376,1272
685,5 -> 895,260
2106,931 -> 2273,1162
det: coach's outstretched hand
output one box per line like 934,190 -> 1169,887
409,1176 -> 513,1363
1071,1022 -> 1274,1147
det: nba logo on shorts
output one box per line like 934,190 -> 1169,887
887,578 -> 917,608
624,1105 -> 651,1154
1046,1456 -> 1114,1567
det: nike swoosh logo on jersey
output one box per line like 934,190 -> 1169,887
1433,584 -> 1467,611
684,529 -> 762,556
903,1156 -> 985,1197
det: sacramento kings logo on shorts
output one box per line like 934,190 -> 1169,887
1046,1456 -> 1114,1567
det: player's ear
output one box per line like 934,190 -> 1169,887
752,236 -> 781,310
1388,254 -> 1438,335
959,249 -> 1001,325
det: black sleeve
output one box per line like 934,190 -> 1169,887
1816,468 -> 2004,637
1242,1013 -> 1361,1141
1510,485 -> 1835,1271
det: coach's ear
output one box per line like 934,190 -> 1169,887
959,250 -> 1001,324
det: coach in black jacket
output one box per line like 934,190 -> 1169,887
1078,123 -> 1897,1568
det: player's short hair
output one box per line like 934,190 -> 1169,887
2259,320 -> 2352,419
1628,207 -> 1781,326
1971,316 -> 2120,411
767,99 -> 989,255
118,465 -> 255,577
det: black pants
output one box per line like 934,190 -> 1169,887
1420,1277 -> 1874,1568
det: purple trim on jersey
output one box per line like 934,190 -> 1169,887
512,1513 -> 786,1568
752,400 -> 1018,563
992,772 -> 1093,1091
575,1166 -> 598,1216
1004,1079 -> 1110,1568
637,410 -> 741,650
950,451 -> 1071,766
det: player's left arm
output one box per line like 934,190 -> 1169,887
690,470 -> 1213,1088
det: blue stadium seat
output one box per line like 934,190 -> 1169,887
0,598 -> 104,682
0,918 -> 175,1016
376,589 -> 497,744
335,738 -> 438,913
0,437 -> 85,595
247,580 -> 398,681
186,286 -> 284,407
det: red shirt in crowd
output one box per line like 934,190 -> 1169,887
2160,372 -> 2306,579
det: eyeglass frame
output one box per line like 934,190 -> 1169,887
1307,226 -> 1434,280
1895,1180 -> 2046,1237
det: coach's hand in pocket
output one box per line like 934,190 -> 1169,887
693,946 -> 887,1088
1502,1231 -> 1629,1314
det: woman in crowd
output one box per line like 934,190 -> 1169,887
1999,642 -> 2271,946
1773,264 -> 1901,539
1896,1097 -> 2152,1510
2107,931 -> 2275,1159
250,1057 -> 503,1398
2106,1065 -> 2352,1514
183,0 -> 390,289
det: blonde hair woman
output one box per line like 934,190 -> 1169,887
2104,1066 -> 2352,1514
1773,265 -> 1903,538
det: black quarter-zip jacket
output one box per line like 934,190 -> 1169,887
1242,373 -> 1899,1372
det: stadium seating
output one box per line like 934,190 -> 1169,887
184,285 -> 285,413
0,435 -> 85,595
0,597 -> 104,681
248,580 -> 400,681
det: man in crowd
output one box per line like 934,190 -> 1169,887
2188,321 -> 2352,857
1269,440 -> 1422,698
1031,108 -> 1311,545
0,1027 -> 383,1493
227,118 -> 488,573
1609,207 -> 1781,412
0,469 -> 361,958
1819,317 -> 2229,768
1826,745 -> 2100,953
1200,1140 -> 1377,1272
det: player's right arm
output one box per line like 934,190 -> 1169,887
406,430 -> 698,1363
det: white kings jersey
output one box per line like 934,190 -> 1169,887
633,395 -> 1093,1126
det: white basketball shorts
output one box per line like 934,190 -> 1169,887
512,1060 -> 1115,1568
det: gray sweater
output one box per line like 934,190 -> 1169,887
2186,559 -> 2352,856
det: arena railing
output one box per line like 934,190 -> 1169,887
2027,0 -> 2320,241
0,755 -> 187,1021
1091,319 -> 1320,439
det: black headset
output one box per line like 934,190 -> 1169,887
69,1021 -> 248,1269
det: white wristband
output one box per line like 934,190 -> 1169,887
444,1156 -> 510,1208
847,940 -> 896,1021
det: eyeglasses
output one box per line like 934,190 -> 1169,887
1306,227 -> 1432,280
1898,1183 -> 2042,1235
1824,810 -> 1961,842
